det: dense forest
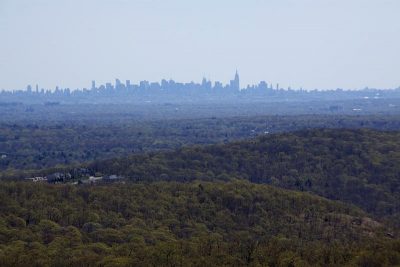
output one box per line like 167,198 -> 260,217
12,128 -> 397,228
62,129 -> 397,226
1,113 -> 400,266
2,114 -> 400,171
0,181 -> 399,266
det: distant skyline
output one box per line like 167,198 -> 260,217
1,0 -> 399,91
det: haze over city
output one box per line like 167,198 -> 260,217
1,0 -> 399,91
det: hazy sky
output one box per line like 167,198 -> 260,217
0,0 -> 399,90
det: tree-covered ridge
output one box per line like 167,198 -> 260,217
2,114 -> 400,171
84,129 -> 400,225
0,181 -> 398,266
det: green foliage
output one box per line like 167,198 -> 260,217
82,129 -> 400,225
0,181 -> 398,266
2,114 -> 400,171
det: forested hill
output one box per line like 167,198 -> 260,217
0,181 -> 398,266
86,128 -> 400,225
3,114 -> 400,172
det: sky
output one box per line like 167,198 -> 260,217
0,0 -> 399,91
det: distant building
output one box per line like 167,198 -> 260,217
80,176 -> 103,185
229,70 -> 240,91
201,77 -> 211,90
26,177 -> 47,183
214,81 -> 223,90
115,79 -> 125,90
46,172 -> 72,184
140,81 -> 150,90
258,81 -> 268,91
105,83 -> 113,91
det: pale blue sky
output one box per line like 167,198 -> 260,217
0,0 -> 399,90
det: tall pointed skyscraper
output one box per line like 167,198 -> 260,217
230,70 -> 240,91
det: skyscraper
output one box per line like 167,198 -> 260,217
115,79 -> 122,90
230,70 -> 240,91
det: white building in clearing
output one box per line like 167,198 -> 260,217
26,177 -> 47,183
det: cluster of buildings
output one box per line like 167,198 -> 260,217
1,71 -> 399,104
25,168 -> 124,185
0,72 -> 280,100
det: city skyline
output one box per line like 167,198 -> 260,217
3,70 -> 400,94
3,71 -> 266,93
